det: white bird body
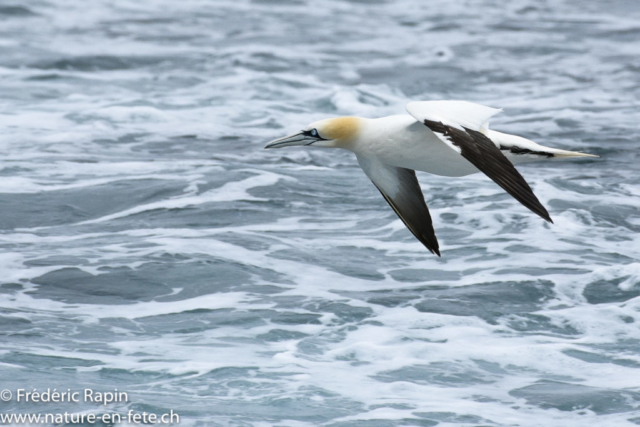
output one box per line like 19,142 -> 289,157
265,100 -> 597,256
351,115 -> 480,177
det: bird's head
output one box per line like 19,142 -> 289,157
264,117 -> 362,150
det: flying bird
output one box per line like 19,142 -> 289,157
264,101 -> 597,256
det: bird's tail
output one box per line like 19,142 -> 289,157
485,130 -> 598,160
549,149 -> 599,158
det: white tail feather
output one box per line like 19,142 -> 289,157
486,130 -> 598,159
406,100 -> 502,132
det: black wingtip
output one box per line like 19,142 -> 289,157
537,207 -> 553,224
425,244 -> 441,257
422,238 -> 440,256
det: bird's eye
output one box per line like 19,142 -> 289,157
310,129 -> 318,137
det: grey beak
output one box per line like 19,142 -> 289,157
264,132 -> 315,149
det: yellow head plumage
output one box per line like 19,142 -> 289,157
307,116 -> 362,148
264,116 -> 363,150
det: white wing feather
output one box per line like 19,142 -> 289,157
406,100 -> 502,153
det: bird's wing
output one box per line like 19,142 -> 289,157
357,155 -> 440,256
406,100 -> 552,223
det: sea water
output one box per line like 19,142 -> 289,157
0,0 -> 639,425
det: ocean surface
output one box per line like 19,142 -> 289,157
1,0 -> 639,425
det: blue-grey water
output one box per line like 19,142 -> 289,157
1,0 -> 640,426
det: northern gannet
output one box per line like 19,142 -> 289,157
265,101 -> 597,256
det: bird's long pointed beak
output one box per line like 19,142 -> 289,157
264,132 -> 313,149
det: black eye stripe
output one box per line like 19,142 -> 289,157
302,128 -> 326,140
